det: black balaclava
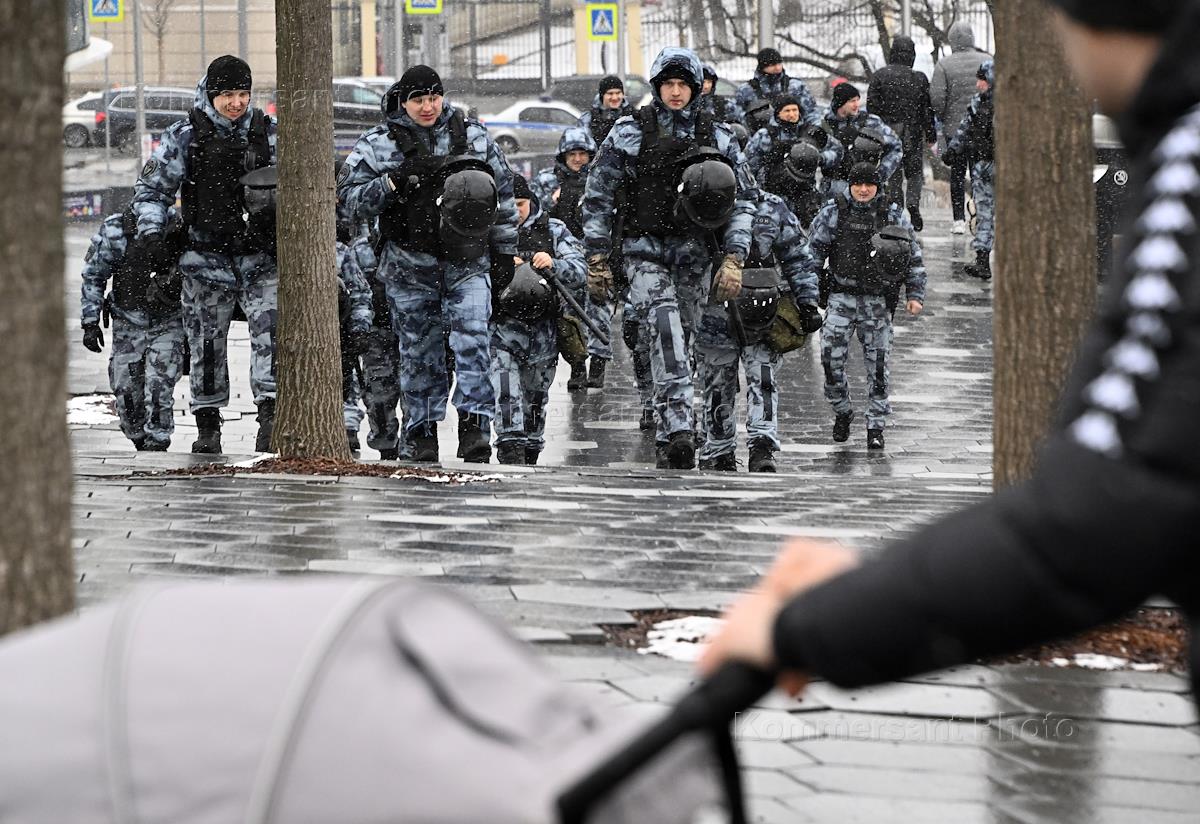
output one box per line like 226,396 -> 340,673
756,47 -> 783,73
1044,0 -> 1187,32
206,55 -> 252,103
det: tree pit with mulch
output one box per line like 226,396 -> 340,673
130,457 -> 503,484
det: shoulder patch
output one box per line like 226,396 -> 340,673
84,244 -> 96,262
140,159 -> 159,178
336,162 -> 353,185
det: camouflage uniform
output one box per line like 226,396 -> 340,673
745,118 -> 840,184
820,107 -> 904,200
947,61 -> 996,254
130,78 -> 278,414
81,214 -> 186,448
582,48 -> 756,443
697,193 -> 819,461
732,71 -> 822,127
804,195 -> 927,431
577,96 -> 638,142
337,238 -> 373,439
531,127 -> 612,361
338,100 -> 518,438
491,201 -> 587,459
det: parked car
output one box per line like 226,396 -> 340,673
92,86 -> 194,151
547,75 -> 652,111
331,78 -> 385,130
344,75 -> 396,98
63,91 -> 104,148
1094,113 -> 1130,280
477,98 -> 583,155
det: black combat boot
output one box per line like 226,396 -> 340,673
458,413 -> 492,464
496,442 -> 527,466
965,249 -> 992,280
378,447 -> 399,461
655,442 -> 669,469
254,399 -> 275,453
639,408 -> 655,432
142,440 -> 169,452
411,424 -> 439,462
710,452 -> 737,471
132,436 -> 147,451
347,429 -> 360,453
748,439 -> 777,473
666,431 -> 696,470
525,447 -> 540,466
191,408 -> 223,454
832,410 -> 854,444
867,429 -> 886,450
567,361 -> 588,392
587,358 -> 608,389
908,206 -> 924,233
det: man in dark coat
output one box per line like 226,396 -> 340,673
702,0 -> 1200,703
867,36 -> 938,230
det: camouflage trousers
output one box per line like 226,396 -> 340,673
343,380 -> 365,433
381,247 -> 494,434
695,305 -> 783,459
972,160 -> 996,254
359,325 -> 404,452
178,251 -> 278,411
820,292 -> 894,430
582,292 -> 614,360
490,317 -> 558,454
624,236 -> 712,441
622,300 -> 654,414
107,312 -> 186,447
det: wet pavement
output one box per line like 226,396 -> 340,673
61,211 -> 1200,822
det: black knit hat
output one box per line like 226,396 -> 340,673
849,162 -> 881,186
512,173 -> 533,202
598,75 -> 624,95
774,94 -> 800,116
205,55 -> 252,103
831,82 -> 861,112
756,47 -> 783,73
1044,0 -> 1187,32
398,65 -> 444,101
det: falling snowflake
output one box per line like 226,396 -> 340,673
1106,339 -> 1160,379
1084,372 -> 1139,417
1124,271 -> 1182,310
1069,410 -> 1123,457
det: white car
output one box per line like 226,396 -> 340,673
63,91 -> 104,148
477,99 -> 582,156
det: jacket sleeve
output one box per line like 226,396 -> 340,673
580,125 -> 632,258
718,127 -> 757,261
918,74 -> 938,144
745,128 -> 771,182
947,98 -> 978,157
892,207 -> 926,303
874,117 -> 905,183
337,245 -> 374,334
337,131 -> 401,225
549,220 -> 588,295
930,62 -> 949,127
801,202 -> 837,277
820,131 -> 844,173
530,169 -> 558,210
483,133 -> 520,254
130,121 -> 190,239
80,221 -> 121,325
775,208 -> 819,305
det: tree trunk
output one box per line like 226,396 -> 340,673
0,0 -> 75,634
993,0 -> 1096,485
273,0 -> 351,460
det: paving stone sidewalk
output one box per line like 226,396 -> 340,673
61,215 -> 1200,822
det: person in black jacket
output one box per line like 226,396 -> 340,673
867,36 -> 937,231
701,0 -> 1200,702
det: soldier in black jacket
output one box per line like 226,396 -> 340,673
867,36 -> 937,231
701,0 -> 1200,703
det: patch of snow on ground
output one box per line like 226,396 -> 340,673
392,472 -> 509,484
67,395 -> 119,426
231,454 -> 276,468
639,616 -> 725,663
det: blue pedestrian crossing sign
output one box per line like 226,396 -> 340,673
88,0 -> 123,23
405,0 -> 443,15
587,3 -> 618,41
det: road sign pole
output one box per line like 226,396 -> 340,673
104,23 -> 112,174
616,0 -> 626,80
132,0 -> 147,161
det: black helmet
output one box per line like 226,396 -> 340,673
744,98 -> 772,131
850,128 -> 885,165
734,268 -> 781,337
729,122 -> 749,150
497,262 -> 555,322
870,225 -> 913,284
239,165 -> 278,220
783,141 -> 821,182
676,151 -> 737,230
801,124 -> 829,151
439,160 -> 498,239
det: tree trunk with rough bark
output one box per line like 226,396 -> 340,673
272,0 -> 351,460
0,0 -> 75,634
993,0 -> 1096,485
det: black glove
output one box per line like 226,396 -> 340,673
82,323 -> 104,353
138,231 -> 163,249
797,303 -> 824,334
387,172 -> 418,196
941,147 -> 959,168
342,329 -> 370,358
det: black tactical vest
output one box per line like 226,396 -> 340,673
518,212 -> 554,259
551,167 -> 586,238
969,93 -> 995,162
588,103 -> 633,146
112,209 -> 185,316
181,108 -> 270,237
831,193 -> 890,293
377,110 -> 471,254
824,114 -> 866,181
761,125 -> 802,196
626,106 -> 717,238
749,73 -> 791,106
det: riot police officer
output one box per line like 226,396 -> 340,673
734,48 -> 822,132
582,47 -> 756,470
700,64 -> 739,123
531,127 -> 612,389
695,191 -> 823,472
79,207 -> 188,451
129,55 -> 278,454
804,163 -> 927,449
338,65 -> 519,464
821,83 -> 904,201
492,175 -> 588,465
944,61 -> 996,280
578,75 -> 638,147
